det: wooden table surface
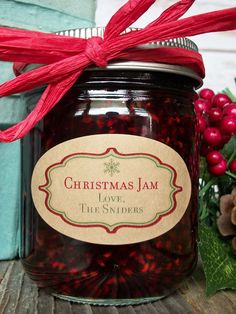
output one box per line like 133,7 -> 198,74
0,260 -> 235,314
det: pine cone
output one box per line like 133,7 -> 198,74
217,187 -> 236,254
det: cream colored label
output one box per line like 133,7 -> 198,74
31,134 -> 191,245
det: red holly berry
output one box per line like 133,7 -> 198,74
208,107 -> 223,123
221,134 -> 231,145
206,151 -> 223,166
203,127 -> 222,146
197,88 -> 236,176
194,99 -> 209,114
198,116 -> 207,133
208,159 -> 227,176
223,103 -> 236,118
220,116 -> 236,135
200,143 -> 213,157
199,88 -> 215,101
229,159 -> 236,174
212,93 -> 231,108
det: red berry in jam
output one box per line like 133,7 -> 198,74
208,159 -> 227,176
220,116 -> 236,135
199,88 -> 215,101
206,151 -> 223,166
223,103 -> 236,118
208,107 -> 223,123
229,159 -> 236,174
203,127 -> 222,146
194,99 -> 209,114
212,93 -> 231,109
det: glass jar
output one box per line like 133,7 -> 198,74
20,28 -> 202,305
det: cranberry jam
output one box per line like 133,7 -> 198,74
21,29 -> 202,305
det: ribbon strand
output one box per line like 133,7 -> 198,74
147,0 -> 195,27
0,0 -> 236,142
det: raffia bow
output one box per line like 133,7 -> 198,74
0,0 -> 236,142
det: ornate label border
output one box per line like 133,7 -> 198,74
39,147 -> 183,233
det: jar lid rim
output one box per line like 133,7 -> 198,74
86,61 -> 202,87
56,27 -> 199,52
55,27 -> 202,87
16,28 -> 202,87
56,27 -> 203,88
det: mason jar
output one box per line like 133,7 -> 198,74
20,27 -> 202,305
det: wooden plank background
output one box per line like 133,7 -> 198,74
0,261 -> 236,313
96,0 -> 236,92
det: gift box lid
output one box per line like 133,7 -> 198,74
0,0 -> 96,32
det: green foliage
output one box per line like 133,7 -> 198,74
199,224 -> 236,296
223,88 -> 236,102
198,96 -> 236,295
198,136 -> 236,225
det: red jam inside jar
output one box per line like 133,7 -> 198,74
21,43 -> 201,305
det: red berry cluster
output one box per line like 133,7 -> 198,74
195,88 -> 236,176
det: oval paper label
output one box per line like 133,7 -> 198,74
31,134 -> 191,245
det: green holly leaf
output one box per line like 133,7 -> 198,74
222,136 -> 236,162
198,223 -> 236,296
223,88 -> 236,101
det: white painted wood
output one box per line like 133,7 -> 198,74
96,0 -> 236,50
96,0 -> 236,91
201,51 -> 236,92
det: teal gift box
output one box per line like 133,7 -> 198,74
0,62 -> 25,260
0,0 -> 96,260
0,0 -> 96,31
0,141 -> 21,259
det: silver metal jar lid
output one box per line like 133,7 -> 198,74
57,27 -> 202,87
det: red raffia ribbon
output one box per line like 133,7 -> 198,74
0,0 -> 236,142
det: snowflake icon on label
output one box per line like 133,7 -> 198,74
104,159 -> 120,177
